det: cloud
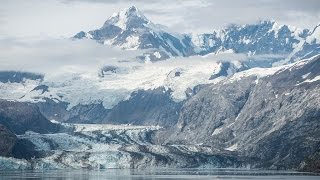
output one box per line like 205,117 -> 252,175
58,0 -> 320,33
0,35 -> 271,78
1,0 -> 319,38
0,37 -> 141,74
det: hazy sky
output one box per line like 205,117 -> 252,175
1,0 -> 320,38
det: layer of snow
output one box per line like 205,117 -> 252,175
0,52 -> 307,110
302,72 -> 311,79
72,123 -> 161,132
0,80 -> 40,100
212,127 -> 224,136
215,47 -> 235,55
226,66 -> 284,83
153,51 -> 161,58
304,75 -> 320,83
225,144 -> 238,151
297,75 -> 320,86
121,35 -> 140,50
269,22 -> 284,38
0,56 -> 220,109
306,24 -> 320,44
107,6 -> 148,30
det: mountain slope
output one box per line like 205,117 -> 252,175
163,55 -> 320,170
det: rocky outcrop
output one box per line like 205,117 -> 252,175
103,88 -> 182,126
0,100 -> 61,135
0,125 -> 17,157
300,149 -> 320,173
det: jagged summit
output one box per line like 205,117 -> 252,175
103,6 -> 150,30
111,6 -> 144,18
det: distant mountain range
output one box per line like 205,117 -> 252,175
74,6 -> 320,62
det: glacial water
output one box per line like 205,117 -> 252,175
0,168 -> 319,180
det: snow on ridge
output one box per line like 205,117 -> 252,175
296,75 -> 320,86
302,72 -> 311,79
71,123 -> 161,132
225,143 -> 238,151
304,75 -> 320,83
226,66 -> 284,84
269,21 -> 284,38
306,24 -> 320,44
106,6 -> 148,30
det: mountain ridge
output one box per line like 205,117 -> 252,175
74,6 -> 320,63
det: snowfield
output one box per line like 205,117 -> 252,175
0,54 -> 231,109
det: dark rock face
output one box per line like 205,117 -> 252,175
37,88 -> 182,127
103,88 -> 182,127
0,100 -> 61,135
31,85 -> 49,94
164,56 -> 320,170
0,125 -> 17,157
163,76 -> 257,145
300,150 -> 320,173
0,124 -> 44,160
11,139 -> 45,159
65,103 -> 110,124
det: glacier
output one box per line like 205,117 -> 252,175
0,123 -> 246,170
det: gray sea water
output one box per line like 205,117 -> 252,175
0,169 -> 319,180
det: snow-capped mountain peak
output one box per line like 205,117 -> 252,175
74,6 -> 195,60
104,6 -> 150,30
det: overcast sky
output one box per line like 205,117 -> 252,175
1,0 -> 320,38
